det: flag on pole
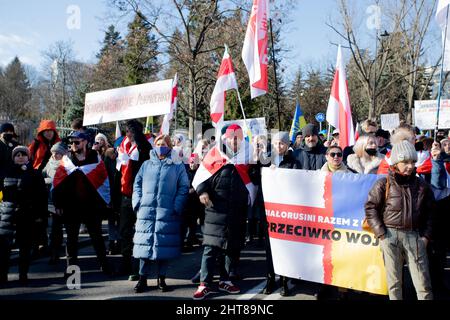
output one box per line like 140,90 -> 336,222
210,46 -> 238,127
436,0 -> 450,71
242,0 -> 269,99
289,101 -> 307,144
160,74 -> 178,135
326,45 -> 355,149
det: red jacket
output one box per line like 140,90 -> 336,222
29,120 -> 61,171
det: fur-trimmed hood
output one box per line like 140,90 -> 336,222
346,153 -> 383,174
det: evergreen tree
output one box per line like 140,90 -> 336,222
124,11 -> 159,85
97,25 -> 122,59
0,57 -> 32,120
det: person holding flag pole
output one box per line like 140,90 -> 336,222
191,45 -> 257,300
435,0 -> 450,140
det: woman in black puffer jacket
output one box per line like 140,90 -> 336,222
0,146 -> 47,285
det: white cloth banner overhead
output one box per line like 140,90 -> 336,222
83,79 -> 173,126
436,0 -> 450,71
414,99 -> 450,130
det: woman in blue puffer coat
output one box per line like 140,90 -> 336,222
132,134 -> 189,293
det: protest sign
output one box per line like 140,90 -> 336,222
261,168 -> 388,295
380,113 -> 400,131
83,79 -> 173,126
414,100 -> 450,130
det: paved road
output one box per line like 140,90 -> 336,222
1,229 -> 449,301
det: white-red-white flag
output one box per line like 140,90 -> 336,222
326,45 -> 355,149
210,46 -> 238,126
53,155 -> 111,205
242,0 -> 269,99
160,74 -> 178,135
437,0 -> 450,71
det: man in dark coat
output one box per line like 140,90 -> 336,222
294,124 -> 327,170
52,131 -> 111,275
193,124 -> 253,300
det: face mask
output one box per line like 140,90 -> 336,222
3,133 -> 13,141
365,148 -> 377,156
155,146 -> 171,157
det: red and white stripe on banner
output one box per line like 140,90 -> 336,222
210,46 -> 238,126
53,155 -> 111,204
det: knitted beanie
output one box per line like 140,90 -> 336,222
272,131 -> 290,145
50,142 -> 68,155
390,140 -> 418,165
12,146 -> 30,159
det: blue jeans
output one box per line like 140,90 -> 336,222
200,245 -> 238,286
139,259 -> 169,277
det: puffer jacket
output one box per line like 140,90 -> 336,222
0,163 -> 47,238
197,164 -> 250,251
364,170 -> 434,240
132,150 -> 189,260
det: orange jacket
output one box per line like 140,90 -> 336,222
28,120 -> 61,170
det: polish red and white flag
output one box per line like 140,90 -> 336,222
326,45 -> 355,149
210,46 -> 238,126
242,0 -> 269,99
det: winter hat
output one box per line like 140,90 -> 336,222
302,124 -> 319,137
390,140 -> 418,165
224,124 -> 244,141
95,133 -> 109,145
12,146 -> 30,159
50,142 -> 68,155
0,123 -> 15,135
272,131 -> 290,145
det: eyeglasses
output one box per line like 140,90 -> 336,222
329,152 -> 343,158
70,141 -> 81,146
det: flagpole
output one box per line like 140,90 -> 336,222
269,18 -> 282,130
436,5 -> 450,140
235,88 -> 249,134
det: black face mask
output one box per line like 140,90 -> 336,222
3,133 -> 14,141
365,148 -> 377,156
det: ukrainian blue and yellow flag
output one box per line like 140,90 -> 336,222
289,101 -> 307,144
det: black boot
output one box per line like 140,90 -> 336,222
280,276 -> 290,297
263,273 -> 276,295
134,276 -> 147,293
157,276 -> 168,292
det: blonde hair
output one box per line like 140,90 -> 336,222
353,135 -> 378,158
391,125 -> 415,145
361,119 -> 378,133
154,134 -> 173,148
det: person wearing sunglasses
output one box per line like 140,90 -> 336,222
52,131 -> 112,276
321,146 -> 351,173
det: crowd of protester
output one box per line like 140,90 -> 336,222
0,117 -> 449,301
